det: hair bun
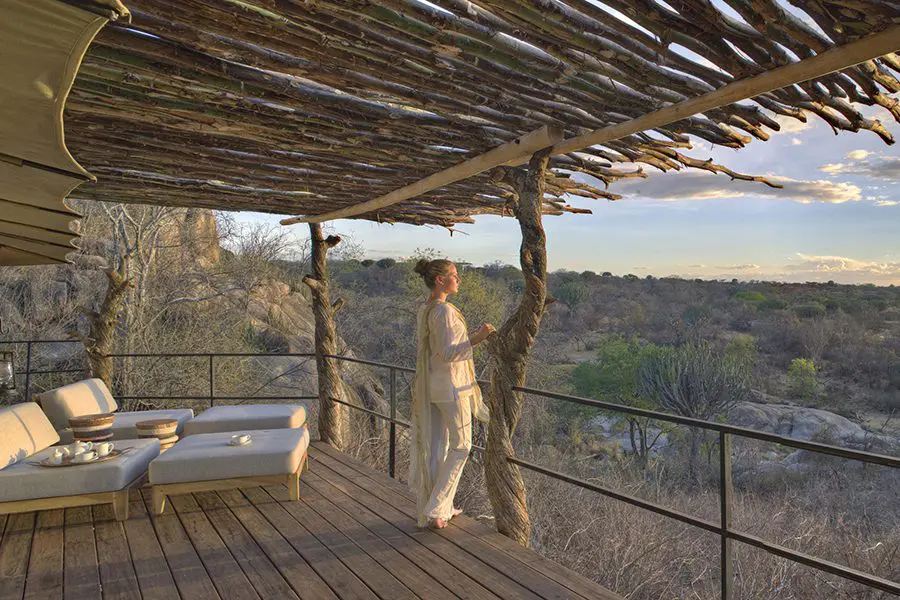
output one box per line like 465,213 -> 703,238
414,259 -> 430,276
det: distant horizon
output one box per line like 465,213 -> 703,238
237,105 -> 900,287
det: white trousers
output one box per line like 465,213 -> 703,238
424,397 -> 472,520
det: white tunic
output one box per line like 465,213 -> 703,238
424,301 -> 480,404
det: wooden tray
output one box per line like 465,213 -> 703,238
30,448 -> 131,468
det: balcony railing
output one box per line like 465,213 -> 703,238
2,339 -> 898,598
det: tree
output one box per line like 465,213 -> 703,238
788,358 -> 821,401
375,258 -> 396,269
572,335 -> 667,469
638,342 -> 751,484
554,279 -> 588,309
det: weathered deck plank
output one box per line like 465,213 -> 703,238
0,444 -> 622,600
0,512 -> 35,600
138,488 -> 221,600
313,442 -> 622,600
23,510 -> 64,600
92,504 -> 141,600
63,507 -> 101,600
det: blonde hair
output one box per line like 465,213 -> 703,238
414,259 -> 455,289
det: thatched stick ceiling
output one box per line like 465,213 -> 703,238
63,0 -> 900,227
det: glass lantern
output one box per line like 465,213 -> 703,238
0,350 -> 15,401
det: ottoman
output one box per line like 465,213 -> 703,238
149,426 -> 309,514
182,404 -> 307,436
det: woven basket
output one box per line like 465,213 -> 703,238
69,413 -> 115,442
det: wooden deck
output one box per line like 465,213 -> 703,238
0,441 -> 621,600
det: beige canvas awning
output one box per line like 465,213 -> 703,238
0,0 -> 126,265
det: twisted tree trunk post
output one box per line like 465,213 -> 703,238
81,257 -> 132,390
303,223 -> 346,449
484,149 -> 552,546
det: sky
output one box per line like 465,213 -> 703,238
236,102 -> 900,286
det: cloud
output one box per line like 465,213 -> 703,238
818,154 -> 900,181
782,253 -> 900,284
791,138 -> 803,146
772,115 -> 812,134
715,264 -> 760,271
615,171 -> 862,204
875,200 -> 899,207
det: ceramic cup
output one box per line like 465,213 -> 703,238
94,442 -> 114,457
73,450 -> 97,463
230,433 -> 251,446
47,449 -> 66,465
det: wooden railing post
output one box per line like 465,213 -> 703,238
720,432 -> 734,600
389,367 -> 397,479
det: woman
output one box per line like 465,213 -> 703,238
410,259 -> 494,529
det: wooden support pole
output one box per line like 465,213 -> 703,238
303,223 -> 346,449
79,255 -> 132,389
483,148 -> 553,547
280,125 -> 563,225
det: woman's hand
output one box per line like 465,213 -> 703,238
470,323 -> 497,346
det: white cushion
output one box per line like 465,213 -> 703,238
182,404 -> 307,436
150,427 -> 308,485
0,403 -> 60,469
35,378 -> 118,430
0,438 -> 159,502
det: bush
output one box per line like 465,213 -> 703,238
759,298 -> 788,311
734,291 -> 767,303
794,303 -> 826,319
788,357 -> 821,400
375,258 -> 396,269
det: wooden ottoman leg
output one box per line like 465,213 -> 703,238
288,467 -> 301,501
151,488 -> 168,515
112,490 -> 130,521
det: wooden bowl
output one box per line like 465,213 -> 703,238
136,418 -> 178,438
69,413 -> 115,442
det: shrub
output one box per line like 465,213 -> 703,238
375,258 -> 396,269
734,291 -> 766,303
759,298 -> 788,311
788,357 -> 821,400
794,303 -> 826,319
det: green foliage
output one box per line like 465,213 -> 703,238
759,298 -> 788,311
788,358 -> 821,400
638,342 -> 752,419
794,303 -> 826,319
734,290 -> 767,303
375,258 -> 396,269
360,259 -> 375,267
554,279 -> 589,309
572,334 -> 658,404
725,334 -> 758,367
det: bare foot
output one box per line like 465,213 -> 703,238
432,517 -> 448,529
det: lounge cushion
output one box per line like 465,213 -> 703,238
0,403 -> 60,469
150,427 -> 308,485
36,378 -> 118,430
183,404 -> 307,437
0,438 -> 159,502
